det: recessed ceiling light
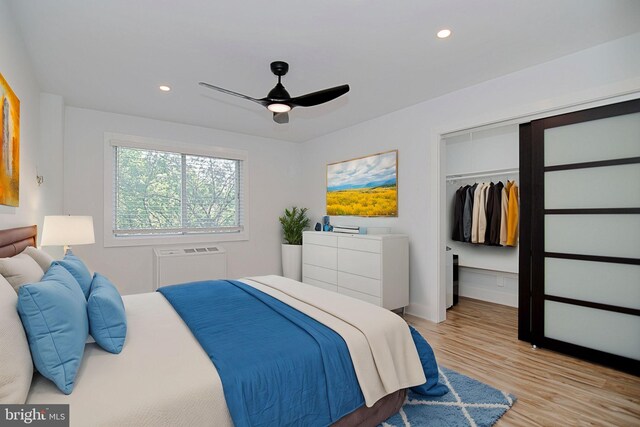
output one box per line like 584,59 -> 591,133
437,29 -> 452,39
159,85 -> 171,92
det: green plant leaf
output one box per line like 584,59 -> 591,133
279,206 -> 310,245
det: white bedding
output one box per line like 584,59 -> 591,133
27,292 -> 234,427
27,276 -> 424,426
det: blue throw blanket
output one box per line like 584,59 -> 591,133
159,280 -> 364,427
158,280 -> 446,427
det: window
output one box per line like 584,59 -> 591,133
105,135 -> 248,245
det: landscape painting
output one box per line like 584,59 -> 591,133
0,72 -> 19,207
327,150 -> 397,217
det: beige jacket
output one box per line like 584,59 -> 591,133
471,183 -> 485,243
477,184 -> 490,243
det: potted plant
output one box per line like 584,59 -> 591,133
279,207 -> 310,281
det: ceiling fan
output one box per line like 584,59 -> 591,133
199,61 -> 350,124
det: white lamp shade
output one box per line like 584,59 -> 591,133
41,216 -> 95,247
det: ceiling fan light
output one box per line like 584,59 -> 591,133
267,103 -> 291,113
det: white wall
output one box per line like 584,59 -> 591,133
63,107 -> 303,295
38,93 -> 64,221
459,268 -> 518,307
300,33 -> 640,322
0,0 -> 63,247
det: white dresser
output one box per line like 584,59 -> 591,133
302,231 -> 409,310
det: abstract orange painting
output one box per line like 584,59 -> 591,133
0,72 -> 19,207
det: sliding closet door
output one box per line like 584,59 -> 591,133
524,98 -> 640,374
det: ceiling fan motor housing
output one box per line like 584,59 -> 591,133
267,83 -> 291,101
270,61 -> 289,77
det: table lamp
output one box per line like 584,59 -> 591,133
41,215 -> 95,254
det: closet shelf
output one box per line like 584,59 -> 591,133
446,168 -> 519,181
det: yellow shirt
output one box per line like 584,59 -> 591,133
506,181 -> 519,246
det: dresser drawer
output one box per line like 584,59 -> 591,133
304,232 -> 338,247
338,271 -> 381,297
303,264 -> 337,285
303,244 -> 337,270
337,248 -> 381,280
303,277 -> 338,293
338,236 -> 381,253
337,287 -> 381,306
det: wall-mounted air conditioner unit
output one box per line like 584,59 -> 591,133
153,245 -> 227,290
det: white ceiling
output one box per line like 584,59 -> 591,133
9,0 -> 640,142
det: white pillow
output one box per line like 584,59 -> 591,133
0,253 -> 44,293
0,275 -> 33,404
23,246 -> 55,272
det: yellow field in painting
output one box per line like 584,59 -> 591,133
327,187 -> 397,216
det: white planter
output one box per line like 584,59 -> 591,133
281,244 -> 302,281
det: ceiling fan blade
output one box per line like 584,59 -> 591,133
290,84 -> 350,108
199,82 -> 267,106
273,112 -> 289,124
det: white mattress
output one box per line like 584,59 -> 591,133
26,292 -> 233,427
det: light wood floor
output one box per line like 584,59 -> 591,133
406,297 -> 640,426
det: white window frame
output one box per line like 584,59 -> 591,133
103,132 -> 250,247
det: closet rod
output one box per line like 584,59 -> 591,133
446,167 -> 519,181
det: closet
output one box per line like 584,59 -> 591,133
444,124 -> 520,308
442,98 -> 639,374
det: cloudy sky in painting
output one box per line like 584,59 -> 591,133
327,151 -> 396,190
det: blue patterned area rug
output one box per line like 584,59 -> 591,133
381,367 -> 516,427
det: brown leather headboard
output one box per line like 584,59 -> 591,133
0,225 -> 37,258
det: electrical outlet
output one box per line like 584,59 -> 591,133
497,276 -> 504,287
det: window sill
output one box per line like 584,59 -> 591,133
103,231 -> 249,248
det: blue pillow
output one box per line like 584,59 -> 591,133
87,273 -> 127,354
409,325 -> 448,396
17,265 -> 88,395
53,250 -> 92,299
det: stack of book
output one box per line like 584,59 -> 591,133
332,225 -> 360,235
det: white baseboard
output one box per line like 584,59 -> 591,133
405,302 -> 437,322
459,285 -> 518,307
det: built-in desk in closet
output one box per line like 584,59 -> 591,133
302,231 -> 409,310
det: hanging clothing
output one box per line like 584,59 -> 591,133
471,183 -> 485,243
489,181 -> 504,245
462,184 -> 476,242
500,182 -> 510,246
458,185 -> 470,241
477,184 -> 490,244
452,178 -> 518,247
483,183 -> 495,244
451,186 -> 465,241
506,181 -> 519,246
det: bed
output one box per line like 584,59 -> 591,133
1,226 -> 436,427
